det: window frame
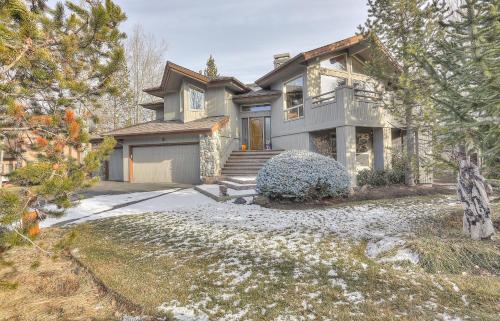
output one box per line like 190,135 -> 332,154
186,84 -> 205,112
240,104 -> 272,113
320,53 -> 348,72
283,74 -> 305,121
351,55 -> 367,76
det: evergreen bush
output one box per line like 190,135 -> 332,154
256,150 -> 350,201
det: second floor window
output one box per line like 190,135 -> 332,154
284,75 -> 304,120
188,86 -> 205,111
320,75 -> 347,94
320,54 -> 347,71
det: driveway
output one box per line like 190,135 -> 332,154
79,181 -> 192,197
41,185 -> 215,228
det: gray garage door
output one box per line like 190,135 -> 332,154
108,147 -> 124,181
132,143 -> 200,184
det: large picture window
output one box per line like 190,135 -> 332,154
351,56 -> 366,74
284,76 -> 304,120
188,86 -> 205,111
320,75 -> 347,94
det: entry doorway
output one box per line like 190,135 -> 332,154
242,117 -> 271,150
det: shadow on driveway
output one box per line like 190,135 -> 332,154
80,181 -> 193,198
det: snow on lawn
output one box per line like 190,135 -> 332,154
73,194 -> 468,320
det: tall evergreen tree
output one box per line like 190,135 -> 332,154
361,0 -> 438,186
203,54 -> 219,79
412,0 -> 498,239
0,0 -> 124,247
415,0 -> 499,177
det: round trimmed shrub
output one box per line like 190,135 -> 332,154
256,150 -> 351,201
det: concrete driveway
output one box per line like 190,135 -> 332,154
41,182 -> 215,228
80,181 -> 193,197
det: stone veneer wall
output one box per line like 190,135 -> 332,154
199,122 -> 233,182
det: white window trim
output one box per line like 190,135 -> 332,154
283,74 -> 304,121
187,84 -> 205,112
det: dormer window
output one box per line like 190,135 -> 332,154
188,86 -> 205,111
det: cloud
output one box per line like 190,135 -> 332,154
50,0 -> 369,83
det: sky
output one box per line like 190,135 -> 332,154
53,0 -> 370,84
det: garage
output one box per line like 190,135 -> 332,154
130,143 -> 200,184
106,147 -> 124,181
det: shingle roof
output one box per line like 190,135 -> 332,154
140,100 -> 164,110
233,89 -> 281,99
104,116 -> 228,137
255,35 -> 365,86
143,62 -> 251,97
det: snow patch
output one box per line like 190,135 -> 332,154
158,302 -> 209,321
379,248 -> 419,264
365,236 -> 405,258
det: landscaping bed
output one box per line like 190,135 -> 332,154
59,194 -> 499,321
263,184 -> 455,210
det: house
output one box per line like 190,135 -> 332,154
1,127 -> 85,183
103,35 -> 433,185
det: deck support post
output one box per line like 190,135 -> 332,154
336,126 -> 357,186
373,127 -> 392,171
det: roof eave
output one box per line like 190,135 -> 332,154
255,54 -> 305,87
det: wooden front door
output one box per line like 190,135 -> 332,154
249,118 -> 264,150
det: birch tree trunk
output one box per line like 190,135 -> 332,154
457,158 -> 495,240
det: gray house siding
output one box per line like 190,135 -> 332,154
164,92 -> 181,121
108,147 -> 124,181
272,132 -> 311,150
181,80 -> 208,123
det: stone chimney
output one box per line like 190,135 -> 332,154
273,53 -> 290,69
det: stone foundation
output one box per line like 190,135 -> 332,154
199,122 -> 233,180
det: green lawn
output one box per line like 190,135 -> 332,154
65,195 -> 500,321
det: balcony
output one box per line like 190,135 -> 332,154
304,86 -> 388,132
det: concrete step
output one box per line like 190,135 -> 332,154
195,184 -> 257,202
225,158 -> 269,162
231,150 -> 283,156
224,176 -> 257,184
221,170 -> 260,175
223,164 -> 264,169
218,180 -> 256,190
224,161 -> 268,166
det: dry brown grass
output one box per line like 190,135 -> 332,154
409,201 -> 500,274
65,196 -> 500,321
0,228 -> 122,321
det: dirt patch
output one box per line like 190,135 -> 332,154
265,184 -> 455,210
0,228 -> 135,321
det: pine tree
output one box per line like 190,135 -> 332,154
412,0 -> 498,239
415,0 -> 499,177
203,55 -> 219,79
361,0 -> 438,186
0,0 -> 125,248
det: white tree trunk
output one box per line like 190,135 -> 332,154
457,158 -> 495,240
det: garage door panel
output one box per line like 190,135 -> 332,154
132,144 -> 200,184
